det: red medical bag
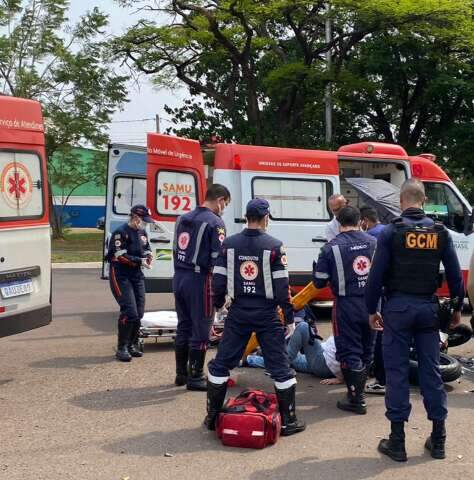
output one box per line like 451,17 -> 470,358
216,389 -> 281,449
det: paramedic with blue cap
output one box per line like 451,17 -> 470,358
366,178 -> 464,462
313,205 -> 377,414
205,198 -> 306,436
107,204 -> 154,362
173,184 -> 231,391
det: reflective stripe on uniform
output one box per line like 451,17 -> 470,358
208,373 -> 230,385
213,266 -> 227,276
172,216 -> 181,252
211,251 -> 219,259
114,249 -> 127,258
227,248 -> 235,299
143,250 -> 152,256
315,271 -> 329,279
272,269 -> 289,279
263,249 -> 274,299
274,377 -> 297,390
191,221 -> 208,265
331,245 -> 346,296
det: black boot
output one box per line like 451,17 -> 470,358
378,422 -> 407,462
204,380 -> 228,430
175,344 -> 189,386
187,349 -> 207,391
425,420 -> 446,459
128,322 -> 143,357
275,384 -> 306,436
116,321 -> 133,362
337,367 -> 367,415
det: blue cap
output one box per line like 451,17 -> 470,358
246,198 -> 270,217
130,204 -> 154,223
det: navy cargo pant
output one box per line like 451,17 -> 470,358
173,269 -> 214,350
208,306 -> 294,384
109,264 -> 145,324
383,294 -> 447,422
333,296 -> 375,370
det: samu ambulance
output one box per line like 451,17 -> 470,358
0,95 -> 52,337
103,133 -> 473,301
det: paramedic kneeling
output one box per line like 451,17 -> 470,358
107,205 -> 154,362
366,178 -> 464,462
313,206 -> 377,414
206,198 -> 306,436
173,184 -> 231,391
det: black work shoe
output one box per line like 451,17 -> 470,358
378,438 -> 408,462
187,349 -> 207,391
337,397 -> 367,415
425,420 -> 446,459
175,374 -> 187,386
128,344 -> 143,357
204,380 -> 228,431
116,346 -> 132,362
378,422 -> 407,462
175,344 -> 189,386
275,384 -> 306,437
425,436 -> 446,459
338,367 -> 367,414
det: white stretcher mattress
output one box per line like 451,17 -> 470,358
141,311 -> 178,329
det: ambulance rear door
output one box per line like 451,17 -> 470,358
102,144 -> 147,279
146,134 -> 206,292
235,146 -> 339,287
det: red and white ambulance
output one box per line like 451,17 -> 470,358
141,134 -> 473,300
0,95 -> 52,337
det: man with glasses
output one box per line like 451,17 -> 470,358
326,194 -> 348,241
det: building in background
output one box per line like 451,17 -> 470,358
51,147 -> 106,228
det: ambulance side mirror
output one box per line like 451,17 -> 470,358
463,207 -> 474,236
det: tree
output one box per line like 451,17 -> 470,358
0,0 -> 128,237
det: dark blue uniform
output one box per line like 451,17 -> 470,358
107,224 -> 152,325
208,228 -> 295,385
314,231 -> 377,370
173,206 -> 226,350
366,208 -> 464,423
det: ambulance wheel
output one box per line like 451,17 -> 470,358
409,353 -> 462,385
448,324 -> 473,348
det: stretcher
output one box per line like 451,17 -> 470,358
138,310 -> 225,350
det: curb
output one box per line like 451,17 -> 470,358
52,262 -> 102,269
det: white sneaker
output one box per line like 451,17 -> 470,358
365,382 -> 386,395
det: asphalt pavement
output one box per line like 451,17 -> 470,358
0,269 -> 473,480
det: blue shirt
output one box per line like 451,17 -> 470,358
313,230 -> 377,297
367,223 -> 385,239
365,208 -> 465,314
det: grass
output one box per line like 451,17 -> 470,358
52,231 -> 104,263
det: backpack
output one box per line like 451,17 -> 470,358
216,389 -> 281,449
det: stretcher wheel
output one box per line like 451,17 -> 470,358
408,352 -> 462,385
138,338 -> 145,353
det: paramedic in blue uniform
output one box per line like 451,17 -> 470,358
107,205 -> 154,362
173,184 -> 231,391
205,198 -> 306,436
313,205 -> 376,414
366,179 -> 464,462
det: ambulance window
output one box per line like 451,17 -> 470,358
252,177 -> 332,221
424,182 -> 465,233
156,170 -> 198,216
0,150 -> 44,221
113,176 -> 146,215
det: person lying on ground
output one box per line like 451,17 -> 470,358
246,321 -> 343,385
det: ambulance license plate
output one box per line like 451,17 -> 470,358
0,279 -> 33,298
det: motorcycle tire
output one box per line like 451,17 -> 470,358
448,324 -> 473,348
409,352 -> 462,385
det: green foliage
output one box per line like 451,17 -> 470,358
114,0 -> 474,199
0,0 -> 128,237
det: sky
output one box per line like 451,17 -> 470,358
69,0 -> 187,146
